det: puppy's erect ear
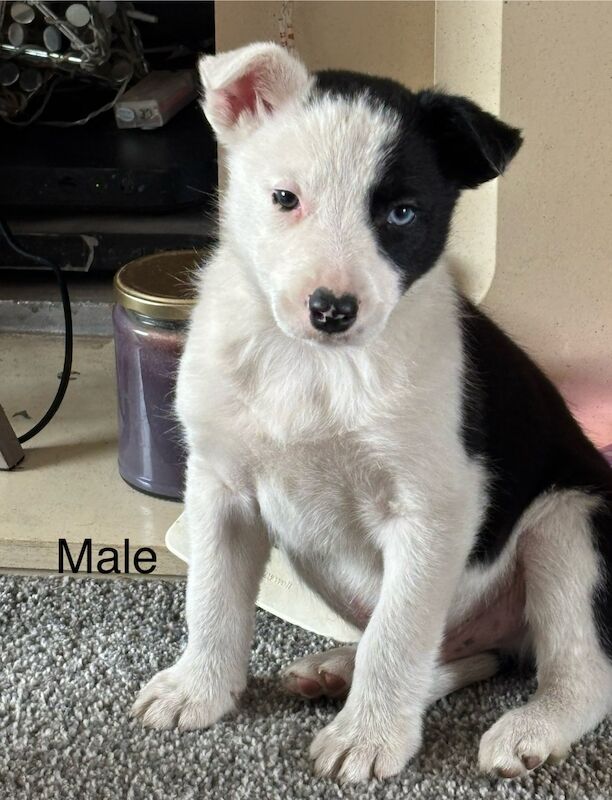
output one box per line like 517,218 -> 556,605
416,91 -> 523,189
198,42 -> 311,146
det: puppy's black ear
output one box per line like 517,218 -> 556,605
416,90 -> 523,189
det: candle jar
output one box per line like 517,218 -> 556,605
112,251 -> 198,500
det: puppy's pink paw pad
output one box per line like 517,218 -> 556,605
280,646 -> 355,699
296,676 -> 322,697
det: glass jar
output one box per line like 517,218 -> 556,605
112,251 -> 198,500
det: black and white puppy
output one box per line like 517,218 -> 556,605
132,43 -> 612,782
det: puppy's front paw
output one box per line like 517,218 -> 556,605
131,659 -> 240,731
310,706 -> 421,783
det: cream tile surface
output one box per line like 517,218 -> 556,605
0,333 -> 185,576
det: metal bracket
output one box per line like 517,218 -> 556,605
0,403 -> 24,470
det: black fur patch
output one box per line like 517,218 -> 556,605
369,127 -> 457,293
416,91 -> 523,189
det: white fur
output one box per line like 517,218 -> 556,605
132,43 -> 612,782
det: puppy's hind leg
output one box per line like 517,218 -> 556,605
281,646 -> 499,701
429,652 -> 501,703
479,491 -> 612,778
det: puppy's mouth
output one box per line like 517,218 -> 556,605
280,315 -> 371,348
272,309 -> 361,346
308,326 -> 361,346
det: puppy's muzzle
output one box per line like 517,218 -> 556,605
308,287 -> 358,334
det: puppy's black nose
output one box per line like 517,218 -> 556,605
308,287 -> 358,334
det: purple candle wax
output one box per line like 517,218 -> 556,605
112,251 -> 198,500
113,306 -> 186,499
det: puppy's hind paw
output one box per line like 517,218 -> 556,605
281,645 -> 356,699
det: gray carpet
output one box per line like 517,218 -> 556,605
1,576 -> 610,800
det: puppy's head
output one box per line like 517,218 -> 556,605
199,43 -> 522,345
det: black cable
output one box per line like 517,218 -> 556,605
0,219 -> 73,443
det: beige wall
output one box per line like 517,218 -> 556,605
486,1 -> 612,446
215,1 -> 434,90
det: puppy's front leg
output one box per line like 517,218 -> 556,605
311,505 -> 470,782
132,455 -> 269,730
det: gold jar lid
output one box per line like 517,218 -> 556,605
113,250 -> 200,321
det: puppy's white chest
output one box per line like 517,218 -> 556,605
255,438 -> 387,618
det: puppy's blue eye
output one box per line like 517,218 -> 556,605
272,189 -> 299,210
387,205 -> 416,226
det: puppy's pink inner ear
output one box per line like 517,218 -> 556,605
216,71 -> 273,126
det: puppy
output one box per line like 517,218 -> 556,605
132,43 -> 612,782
